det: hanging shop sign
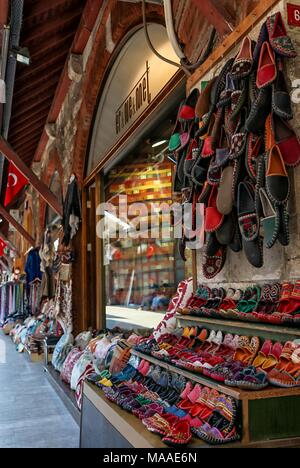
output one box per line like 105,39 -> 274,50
88,24 -> 178,174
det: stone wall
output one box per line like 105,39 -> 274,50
195,0 -> 300,286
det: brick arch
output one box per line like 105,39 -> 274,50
39,147 -> 64,232
72,2 -> 164,184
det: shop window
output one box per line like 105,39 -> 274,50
103,116 -> 191,330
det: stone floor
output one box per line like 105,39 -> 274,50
0,334 -> 79,448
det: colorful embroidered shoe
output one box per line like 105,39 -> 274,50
267,12 -> 297,58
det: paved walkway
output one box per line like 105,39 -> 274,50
0,334 -> 79,448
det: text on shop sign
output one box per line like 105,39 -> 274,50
287,3 -> 300,27
115,61 -> 151,135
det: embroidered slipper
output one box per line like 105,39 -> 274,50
256,41 -> 277,89
205,185 -> 224,233
179,88 -> 200,121
245,86 -> 271,135
272,69 -> 293,120
261,342 -> 283,371
267,12 -> 297,58
245,134 -> 263,181
216,165 -> 234,215
277,204 -> 290,247
162,420 -> 192,446
196,77 -> 218,120
272,113 -> 300,167
266,145 -> 290,205
253,21 -> 269,65
202,246 -> 227,279
229,210 -> 242,253
259,188 -> 280,248
237,181 -> 263,268
230,36 -> 253,78
253,340 -> 273,368
215,213 -> 235,246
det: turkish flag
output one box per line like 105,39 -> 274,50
4,162 -> 28,207
0,239 -> 6,257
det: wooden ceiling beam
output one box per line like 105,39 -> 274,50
11,97 -> 53,121
24,0 -> 75,23
10,103 -> 50,130
12,86 -> 57,117
0,205 -> 36,247
0,138 -> 63,218
15,51 -> 68,83
14,66 -> 62,98
9,116 -> 46,140
191,0 -> 234,37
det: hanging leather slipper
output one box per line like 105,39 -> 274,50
259,188 -> 280,248
267,12 -> 297,58
216,213 -> 235,246
230,36 -> 253,78
265,145 -> 290,205
206,232 -> 222,256
229,210 -> 242,253
253,21 -> 269,65
216,165 -> 234,215
245,86 -> 271,134
272,113 -> 300,167
256,41 -> 277,89
196,77 -> 218,120
179,88 -> 200,121
272,69 -> 293,120
205,185 -> 224,233
237,181 -> 263,268
277,204 -> 290,247
202,246 -> 227,279
245,134 -> 263,181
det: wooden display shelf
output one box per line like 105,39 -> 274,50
132,349 -> 300,445
177,314 -> 300,341
132,350 -> 300,402
82,381 -> 300,448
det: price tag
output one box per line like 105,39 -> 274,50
287,3 -> 300,27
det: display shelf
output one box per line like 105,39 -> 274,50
82,382 -> 300,448
24,344 -> 47,363
132,350 -> 300,446
131,350 -> 300,401
176,314 -> 300,341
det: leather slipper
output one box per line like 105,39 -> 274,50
217,165 -> 234,215
267,12 -> 297,58
277,204 -> 290,246
256,41 -> 277,89
237,181 -> 263,268
216,213 -> 235,245
266,144 -> 290,205
205,185 -> 224,233
179,88 -> 200,121
272,69 -> 293,120
245,86 -> 271,134
259,188 -> 280,248
196,77 -> 218,120
272,113 -> 300,167
230,36 -> 253,78
202,246 -> 227,279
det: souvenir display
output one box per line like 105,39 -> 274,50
168,12 -> 299,278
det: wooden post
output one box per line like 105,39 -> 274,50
95,173 -> 106,330
0,204 -> 35,247
0,137 -> 63,217
81,187 -> 88,331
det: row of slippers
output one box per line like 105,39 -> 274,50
178,281 -> 300,326
136,328 -> 300,389
90,363 -> 240,446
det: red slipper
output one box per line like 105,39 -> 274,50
256,41 -> 277,88
205,185 -> 224,233
162,420 -> 192,446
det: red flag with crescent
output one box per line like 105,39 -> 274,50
0,239 -> 6,257
4,162 -> 28,207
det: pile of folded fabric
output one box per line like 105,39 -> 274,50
88,355 -> 240,446
178,280 -> 300,325
136,326 -> 300,389
169,11 -> 299,278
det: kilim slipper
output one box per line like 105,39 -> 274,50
267,12 -> 297,58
